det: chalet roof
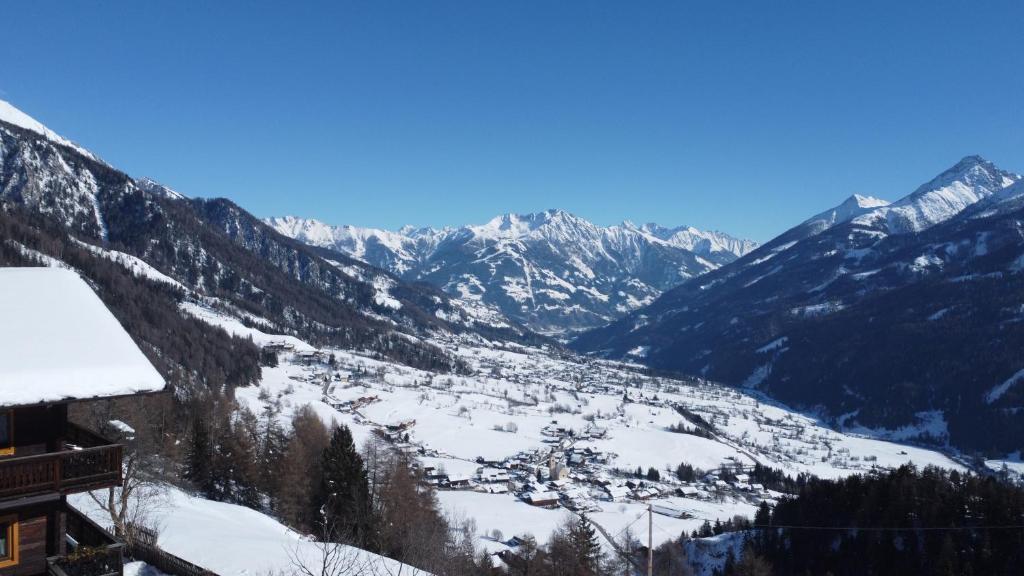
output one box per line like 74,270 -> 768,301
0,268 -> 166,406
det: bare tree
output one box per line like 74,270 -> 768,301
286,508 -> 372,576
88,442 -> 167,547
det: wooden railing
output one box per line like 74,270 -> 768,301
127,523 -> 219,576
47,544 -> 124,576
48,506 -> 125,576
0,444 -> 123,498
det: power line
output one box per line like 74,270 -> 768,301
610,512 -> 648,540
649,519 -> 682,541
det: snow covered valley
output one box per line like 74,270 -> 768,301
192,306 -> 971,558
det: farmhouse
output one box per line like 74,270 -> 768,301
478,468 -> 511,483
294,350 -> 323,364
603,485 -> 631,501
523,491 -> 560,508
677,486 -> 700,498
446,475 -> 473,490
0,268 -> 167,576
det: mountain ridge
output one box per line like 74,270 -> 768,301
0,99 -> 538,378
573,155 -> 1024,453
266,210 -> 757,334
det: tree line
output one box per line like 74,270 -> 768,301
736,465 -> 1024,575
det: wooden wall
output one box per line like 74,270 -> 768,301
0,502 -> 58,576
4,405 -> 67,459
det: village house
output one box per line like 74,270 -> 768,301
522,491 -> 559,508
477,468 -> 510,483
294,350 -> 323,365
0,268 -> 167,576
677,485 -> 701,498
602,485 -> 631,502
632,486 -> 660,500
445,475 -> 473,490
262,341 -> 295,353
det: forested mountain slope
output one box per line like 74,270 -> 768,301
575,156 -> 1024,454
0,101 -> 541,379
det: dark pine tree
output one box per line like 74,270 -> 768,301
317,425 -> 374,547
184,413 -> 215,497
568,514 -> 603,576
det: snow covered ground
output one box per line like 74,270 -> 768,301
70,486 -> 423,576
985,451 -> 1024,481
219,304 -> 967,553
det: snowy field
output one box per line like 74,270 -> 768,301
218,313 -> 967,553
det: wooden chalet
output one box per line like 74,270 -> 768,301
0,269 -> 166,576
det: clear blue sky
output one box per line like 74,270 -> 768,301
3,1 -> 1022,241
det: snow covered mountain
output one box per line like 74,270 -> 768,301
267,211 -> 756,335
574,155 -> 1024,453
0,99 -> 536,377
853,155 -> 1019,234
0,99 -> 100,162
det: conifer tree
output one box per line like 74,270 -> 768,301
258,401 -> 288,495
549,514 -> 604,576
184,412 -> 215,497
227,406 -> 262,508
317,424 -> 374,547
568,514 -> 603,576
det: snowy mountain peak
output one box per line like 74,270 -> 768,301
852,156 -> 1021,234
136,177 -> 187,200
0,99 -> 99,162
910,155 -> 1018,199
638,223 -> 758,257
471,208 -> 590,239
847,193 -> 890,209
803,194 -> 891,231
267,211 -> 755,333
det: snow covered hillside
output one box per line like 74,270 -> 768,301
0,98 -> 540,381
267,211 -> 756,335
70,485 -> 424,576
0,98 -> 100,161
575,155 -> 1024,454
173,303 -> 970,556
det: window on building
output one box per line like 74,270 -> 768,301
0,411 -> 11,456
0,517 -> 18,567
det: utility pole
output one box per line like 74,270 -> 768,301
647,504 -> 653,576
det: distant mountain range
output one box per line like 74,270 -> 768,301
574,155 -> 1024,453
0,99 -> 536,380
5,95 -> 1022,455
267,212 -> 756,335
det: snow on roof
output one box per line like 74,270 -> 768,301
0,268 -> 165,406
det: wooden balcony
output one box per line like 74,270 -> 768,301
0,425 -> 122,499
47,506 -> 124,576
